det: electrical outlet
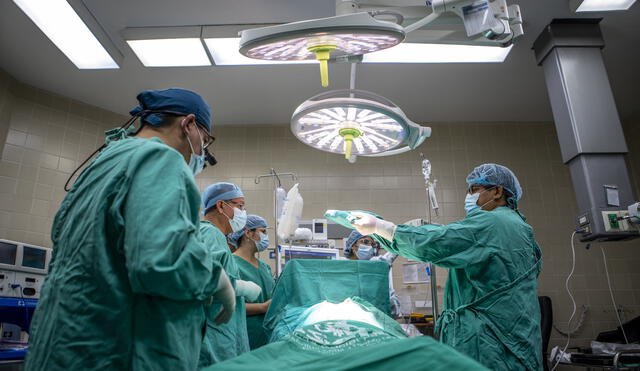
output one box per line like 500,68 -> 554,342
618,211 -> 631,231
602,210 -> 631,232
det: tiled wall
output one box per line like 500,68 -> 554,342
0,69 -> 14,155
0,69 -> 126,246
1,68 -> 639,355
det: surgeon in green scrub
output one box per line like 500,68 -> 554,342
230,215 -> 276,349
198,183 -> 263,367
25,89 -> 236,371
351,164 -> 543,371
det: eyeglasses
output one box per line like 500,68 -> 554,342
467,185 -> 496,194
357,237 -> 379,248
195,124 -> 216,149
467,185 -> 485,194
223,200 -> 246,211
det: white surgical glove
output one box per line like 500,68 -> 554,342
235,280 -> 262,302
212,270 -> 236,325
372,252 -> 399,265
351,212 -> 397,241
390,290 -> 402,318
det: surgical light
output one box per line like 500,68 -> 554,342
571,0 -> 636,11
291,89 -> 430,162
127,38 -> 211,67
12,0 -> 119,69
204,38 -> 316,65
239,12 -> 405,87
363,43 -> 513,63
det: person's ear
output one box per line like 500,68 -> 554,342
216,200 -> 225,214
494,186 -> 505,201
180,114 -> 197,133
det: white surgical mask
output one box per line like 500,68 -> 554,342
185,122 -> 205,176
223,202 -> 247,233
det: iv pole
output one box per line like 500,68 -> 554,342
420,153 -> 440,334
254,168 -> 297,276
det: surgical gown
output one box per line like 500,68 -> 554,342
198,221 -> 250,368
375,206 -> 543,371
25,137 -> 223,371
371,252 -> 402,317
232,256 -> 275,349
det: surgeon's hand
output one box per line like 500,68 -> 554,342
351,212 -> 397,241
263,298 -> 272,311
212,270 -> 236,325
236,280 -> 262,302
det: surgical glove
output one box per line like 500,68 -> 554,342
351,212 -> 396,241
378,252 -> 399,265
235,280 -> 262,302
212,270 -> 236,325
390,291 -> 402,318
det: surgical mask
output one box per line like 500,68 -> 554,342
185,123 -> 205,176
464,193 -> 481,214
255,232 -> 269,252
356,245 -> 374,260
464,187 -> 495,214
223,202 -> 247,233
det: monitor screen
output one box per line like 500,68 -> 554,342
314,222 -> 324,233
0,241 -> 17,265
22,246 -> 47,269
283,250 -> 335,262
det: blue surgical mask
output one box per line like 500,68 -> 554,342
255,232 -> 269,252
224,202 -> 247,233
356,244 -> 374,260
464,187 -> 495,215
185,123 -> 205,176
188,153 -> 205,176
464,193 -> 481,214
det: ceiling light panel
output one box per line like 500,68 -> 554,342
363,43 -> 513,63
127,38 -> 211,67
575,0 -> 636,11
12,0 -> 118,69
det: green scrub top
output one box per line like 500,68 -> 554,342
376,206 -> 543,371
232,256 -> 276,349
198,221 -> 250,368
25,137 -> 223,371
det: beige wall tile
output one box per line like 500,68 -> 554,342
2,144 -> 24,163
0,160 -> 19,178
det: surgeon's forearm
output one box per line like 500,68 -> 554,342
246,302 -> 269,316
388,223 -> 482,268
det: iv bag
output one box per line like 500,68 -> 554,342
275,187 -> 286,221
421,159 -> 431,182
277,184 -> 304,241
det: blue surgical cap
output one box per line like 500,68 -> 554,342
466,163 -> 522,206
129,88 -> 212,133
228,215 -> 268,247
202,182 -> 244,214
344,230 -> 365,258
